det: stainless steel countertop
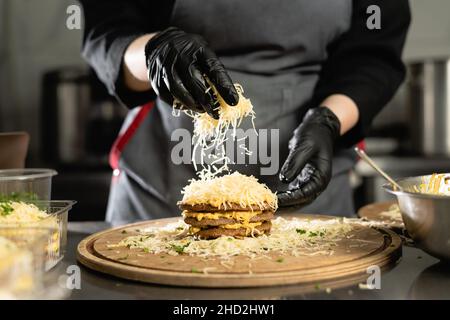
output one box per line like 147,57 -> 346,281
57,222 -> 450,300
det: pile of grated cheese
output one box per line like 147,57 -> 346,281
0,201 -> 54,228
180,172 -> 278,211
192,83 -> 255,141
114,217 -> 353,260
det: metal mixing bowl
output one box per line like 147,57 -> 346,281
383,174 -> 450,261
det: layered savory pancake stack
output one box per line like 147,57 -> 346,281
178,172 -> 278,239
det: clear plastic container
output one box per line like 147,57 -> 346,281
0,169 -> 57,201
0,200 -> 75,270
0,227 -> 52,299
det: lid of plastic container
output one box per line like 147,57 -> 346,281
0,169 -> 58,181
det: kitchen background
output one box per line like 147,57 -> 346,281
1,0 -> 450,221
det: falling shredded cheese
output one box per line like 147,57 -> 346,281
180,172 -> 278,211
113,217 -> 353,260
174,80 -> 255,178
192,83 -> 254,140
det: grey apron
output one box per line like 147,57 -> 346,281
106,0 -> 356,223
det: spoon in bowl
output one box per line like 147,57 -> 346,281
354,147 -> 403,191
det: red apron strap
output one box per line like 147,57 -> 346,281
109,102 -> 155,170
356,140 -> 365,151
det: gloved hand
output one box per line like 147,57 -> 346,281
277,107 -> 341,207
145,27 -> 239,119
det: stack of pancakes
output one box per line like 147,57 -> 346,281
178,202 -> 274,239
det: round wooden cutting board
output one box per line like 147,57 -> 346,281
77,214 -> 402,288
357,201 -> 404,231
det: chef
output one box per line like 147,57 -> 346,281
79,0 -> 410,222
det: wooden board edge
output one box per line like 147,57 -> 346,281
77,225 -> 402,288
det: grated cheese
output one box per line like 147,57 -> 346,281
0,202 -> 52,227
0,236 -> 34,296
407,173 -> 450,195
113,217 -> 353,260
174,81 -> 255,178
180,172 -> 278,211
379,204 -> 402,221
0,201 -> 60,264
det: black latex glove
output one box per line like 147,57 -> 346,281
145,27 -> 239,119
277,107 -> 341,207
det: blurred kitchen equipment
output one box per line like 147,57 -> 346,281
354,147 -> 403,190
384,174 -> 450,261
41,68 -> 90,164
41,67 -> 126,165
0,169 -> 57,201
408,59 -> 450,156
0,132 -> 29,169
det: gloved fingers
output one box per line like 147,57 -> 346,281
297,169 -> 324,199
296,161 -> 329,198
162,50 -> 200,111
277,165 -> 323,207
314,153 -> 333,182
277,187 -> 314,208
279,142 -> 316,183
154,79 -> 174,107
147,50 -> 175,107
199,48 -> 239,106
183,61 -> 220,119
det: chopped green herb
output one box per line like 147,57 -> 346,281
0,192 -> 38,202
191,268 -> 202,274
227,238 -> 233,242
121,230 -> 127,234
0,202 -> 14,216
315,283 -> 321,290
176,227 -> 185,231
296,229 -> 307,235
117,254 -> 129,261
170,243 -> 190,254
308,231 -> 318,237
160,255 -> 166,259
143,247 -> 150,253
276,258 -> 284,263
